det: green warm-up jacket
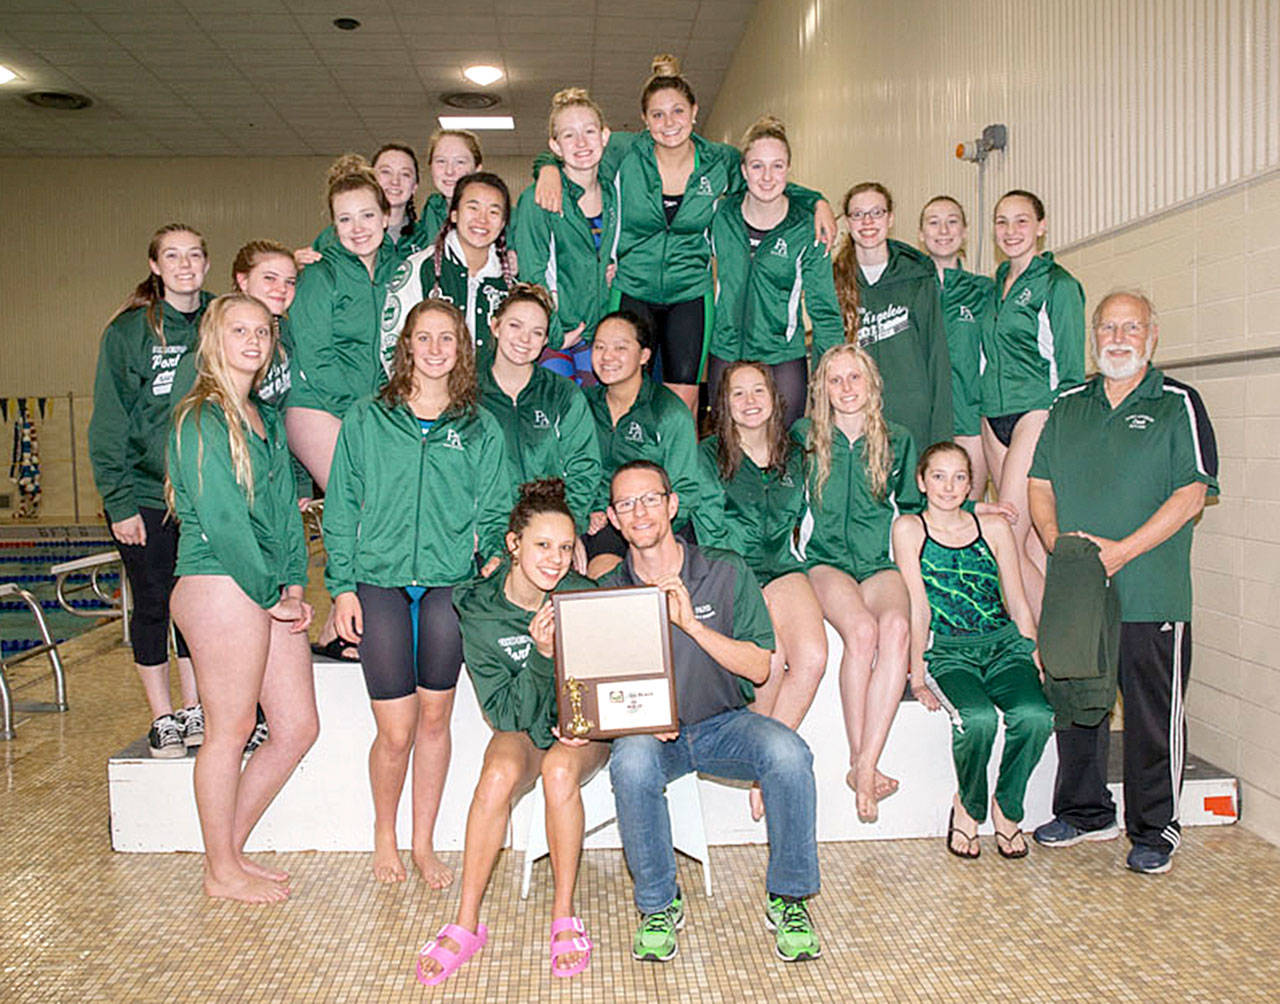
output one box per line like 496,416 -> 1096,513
323,397 -> 514,596
710,191 -> 843,365
89,294 -> 212,521
168,400 -> 307,608
937,265 -> 994,438
478,364 -> 602,533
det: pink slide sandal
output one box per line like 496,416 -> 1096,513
550,916 -> 593,978
415,922 -> 488,987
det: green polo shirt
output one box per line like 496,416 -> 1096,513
1029,366 -> 1218,622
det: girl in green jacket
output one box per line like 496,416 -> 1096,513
513,87 -> 616,387
326,298 -> 514,889
832,182 -> 953,453
581,310 -> 730,578
417,479 -> 606,986
423,129 -> 483,240
798,343 -> 919,823
89,222 -> 211,759
382,172 -> 514,371
534,56 -> 836,415
168,293 -> 318,904
983,189 -> 1086,612
704,361 -> 828,821
918,195 -> 993,498
478,285 -> 603,544
708,117 -> 844,429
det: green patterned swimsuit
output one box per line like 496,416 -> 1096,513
918,512 -> 1009,635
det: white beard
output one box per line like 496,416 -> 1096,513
1095,336 -> 1153,380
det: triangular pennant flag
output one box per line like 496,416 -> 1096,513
37,397 -> 47,419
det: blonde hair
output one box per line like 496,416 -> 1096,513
426,129 -> 483,169
806,344 -> 892,503
326,153 -> 390,218
168,293 -> 276,510
740,115 -> 790,161
548,86 -> 606,140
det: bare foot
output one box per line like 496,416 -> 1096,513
204,864 -> 290,904
413,848 -> 455,889
373,829 -> 406,884
238,854 -> 288,883
874,769 -> 899,801
749,785 -> 765,822
851,763 -> 878,823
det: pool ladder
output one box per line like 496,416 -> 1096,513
0,582 -> 68,741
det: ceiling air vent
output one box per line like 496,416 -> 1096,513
440,91 -> 500,110
24,91 -> 93,111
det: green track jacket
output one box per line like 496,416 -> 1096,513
323,398 -> 514,596
701,436 -> 806,585
583,377 -> 729,546
982,251 -> 1086,416
937,265 -> 995,438
853,239 -> 952,451
168,401 -> 307,608
455,566 -> 595,749
382,231 -> 510,370
288,237 -> 401,417
478,364 -> 602,533
89,295 -> 212,521
512,166 -> 616,348
312,214 -> 431,260
793,418 -> 921,580
710,191 -> 843,364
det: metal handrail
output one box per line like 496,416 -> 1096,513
0,582 -> 69,741
1158,344 -> 1280,371
50,550 -> 130,646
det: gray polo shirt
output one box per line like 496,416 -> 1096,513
601,543 -> 776,726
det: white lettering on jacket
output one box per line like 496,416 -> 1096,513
856,304 -> 910,346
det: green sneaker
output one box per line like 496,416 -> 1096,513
632,890 -> 685,962
765,895 -> 821,962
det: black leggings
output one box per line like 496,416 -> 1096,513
356,583 -> 463,700
618,292 -> 708,386
706,355 -> 809,431
111,505 -> 189,665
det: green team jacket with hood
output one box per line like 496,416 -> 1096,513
478,363 -> 602,533
709,190 -> 844,365
700,435 -> 805,585
937,265 -> 995,438
382,231 -> 510,371
535,132 -> 821,305
583,377 -> 730,546
168,401 -> 307,609
288,236 -> 401,418
512,166 -> 616,349
323,397 -> 514,596
982,251 -> 1086,416
853,239 -> 952,451
455,566 -> 595,749
89,294 -> 212,521
792,418 -> 921,580
312,213 -> 431,260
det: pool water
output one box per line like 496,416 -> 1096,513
0,533 -> 119,659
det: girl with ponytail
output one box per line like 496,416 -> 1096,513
89,222 -> 211,758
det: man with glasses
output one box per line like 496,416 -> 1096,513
1027,290 -> 1218,875
601,460 -> 821,963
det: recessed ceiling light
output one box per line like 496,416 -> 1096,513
438,115 -> 514,131
463,64 -> 503,86
0,65 -> 18,85
332,16 -> 361,30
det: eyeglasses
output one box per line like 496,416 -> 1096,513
1095,321 -> 1149,338
611,490 -> 668,514
847,207 -> 887,221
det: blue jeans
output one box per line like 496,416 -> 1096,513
609,708 -> 820,913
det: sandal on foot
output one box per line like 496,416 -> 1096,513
946,806 -> 980,860
310,637 -> 360,663
415,922 -> 488,987
550,916 -> 593,978
994,825 -> 1029,859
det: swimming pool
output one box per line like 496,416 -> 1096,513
0,529 -> 119,659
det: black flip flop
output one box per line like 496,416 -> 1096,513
310,637 -> 361,663
946,806 -> 980,860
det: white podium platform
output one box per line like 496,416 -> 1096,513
108,623 -> 1238,853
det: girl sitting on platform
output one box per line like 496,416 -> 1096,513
416,479 -> 606,985
168,293 -> 318,903
893,442 -> 1053,859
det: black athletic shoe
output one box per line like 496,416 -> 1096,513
148,714 -> 186,759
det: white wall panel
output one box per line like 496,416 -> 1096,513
706,0 -> 1279,270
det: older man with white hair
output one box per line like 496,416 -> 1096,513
1026,290 -> 1218,874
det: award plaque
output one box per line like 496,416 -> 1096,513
552,585 -> 678,740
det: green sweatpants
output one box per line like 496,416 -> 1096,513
924,622 -> 1054,823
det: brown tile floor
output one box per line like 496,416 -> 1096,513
3,625 -> 1280,1003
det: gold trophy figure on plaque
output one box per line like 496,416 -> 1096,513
562,677 -> 594,737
